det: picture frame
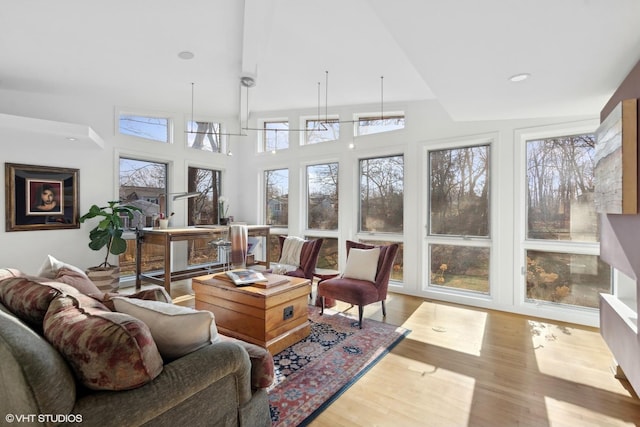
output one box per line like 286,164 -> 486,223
5,163 -> 80,231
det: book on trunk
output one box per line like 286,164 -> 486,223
226,269 -> 268,286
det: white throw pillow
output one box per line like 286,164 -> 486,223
342,247 -> 380,282
37,255 -> 88,279
112,297 -> 220,359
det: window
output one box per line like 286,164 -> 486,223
265,169 -> 288,227
117,158 -> 168,276
430,145 -> 490,237
263,120 -> 289,152
359,155 -> 404,233
186,166 -> 222,267
186,120 -> 222,153
308,236 -> 338,270
119,114 -> 171,143
524,132 -> 611,308
355,114 -> 405,137
186,167 -> 221,226
526,134 -> 597,242
304,118 -> 339,144
428,143 -> 491,294
359,239 -> 404,282
306,163 -> 338,230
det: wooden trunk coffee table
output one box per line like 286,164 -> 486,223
192,272 -> 311,355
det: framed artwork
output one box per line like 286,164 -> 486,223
594,98 -> 638,214
5,163 -> 80,231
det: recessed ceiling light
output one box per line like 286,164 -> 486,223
509,73 -> 530,82
178,51 -> 194,60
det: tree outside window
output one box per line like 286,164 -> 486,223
524,133 -> 610,308
307,163 -> 338,230
428,144 -> 490,293
187,121 -> 222,153
359,155 -> 403,233
265,169 -> 288,227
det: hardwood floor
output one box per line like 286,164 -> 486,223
163,280 -> 640,426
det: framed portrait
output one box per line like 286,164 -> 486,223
5,163 -> 79,231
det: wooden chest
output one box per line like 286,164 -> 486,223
192,273 -> 311,355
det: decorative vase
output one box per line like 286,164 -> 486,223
86,266 -> 120,292
219,217 -> 229,225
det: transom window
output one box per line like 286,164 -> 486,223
186,120 -> 222,153
263,120 -> 289,152
355,114 -> 405,137
304,118 -> 340,144
119,114 -> 171,143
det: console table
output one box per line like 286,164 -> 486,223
135,225 -> 270,292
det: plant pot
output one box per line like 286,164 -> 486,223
219,217 -> 229,225
86,266 -> 120,292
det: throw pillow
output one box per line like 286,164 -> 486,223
0,277 -> 80,327
37,255 -> 87,280
96,286 -> 172,311
342,247 -> 380,282
0,268 -> 22,281
55,268 -> 102,295
112,297 -> 220,360
43,293 -> 163,391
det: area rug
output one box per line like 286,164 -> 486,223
268,306 -> 410,426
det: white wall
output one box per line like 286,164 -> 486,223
0,88 -> 601,325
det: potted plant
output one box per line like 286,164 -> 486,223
79,200 -> 142,292
218,196 -> 230,225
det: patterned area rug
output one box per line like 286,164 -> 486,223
268,306 -> 410,426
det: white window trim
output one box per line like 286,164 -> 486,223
514,119 -> 604,326
299,114 -> 340,145
116,107 -> 174,144
258,117 -> 290,153
420,133 -> 496,303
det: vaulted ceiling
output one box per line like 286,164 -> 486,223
2,0 -> 639,123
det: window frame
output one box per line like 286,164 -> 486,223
514,119 -> 610,323
117,110 -> 173,144
422,135 -> 495,299
301,115 -> 340,145
353,111 -> 405,137
260,119 -> 290,153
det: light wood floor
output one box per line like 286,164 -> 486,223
162,280 -> 640,427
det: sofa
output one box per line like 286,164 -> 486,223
0,265 -> 273,427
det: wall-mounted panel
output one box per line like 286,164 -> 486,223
594,98 -> 638,214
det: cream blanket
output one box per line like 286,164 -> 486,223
278,236 -> 305,270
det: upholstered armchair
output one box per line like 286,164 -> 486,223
276,235 -> 323,281
317,240 -> 399,328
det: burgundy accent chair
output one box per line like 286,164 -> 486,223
276,236 -> 323,282
317,240 -> 399,328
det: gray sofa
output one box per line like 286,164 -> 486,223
0,281 -> 272,426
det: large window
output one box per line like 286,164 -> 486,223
524,132 -> 611,308
186,166 -> 222,267
428,143 -> 491,294
305,118 -> 339,144
265,169 -> 289,227
355,114 -> 405,137
306,163 -> 338,230
359,155 -> 403,233
263,120 -> 289,152
186,121 -> 222,153
186,167 -> 221,226
119,114 -> 171,143
358,155 -> 404,281
118,158 -> 168,276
